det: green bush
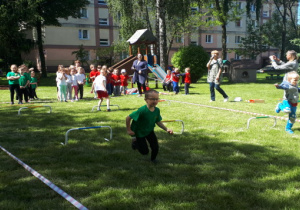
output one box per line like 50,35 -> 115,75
171,45 -> 209,82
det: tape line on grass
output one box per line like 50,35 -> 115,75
0,145 -> 88,210
168,100 -> 300,123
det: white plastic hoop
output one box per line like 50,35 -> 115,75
18,105 -> 52,115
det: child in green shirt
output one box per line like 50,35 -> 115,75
6,64 -> 21,104
126,90 -> 173,163
18,65 -> 29,103
30,71 -> 39,100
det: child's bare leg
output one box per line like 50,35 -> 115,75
106,98 -> 110,111
97,98 -> 103,111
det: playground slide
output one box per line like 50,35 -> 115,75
148,64 -> 167,82
110,55 -> 136,70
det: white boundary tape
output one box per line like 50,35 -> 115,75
168,100 -> 300,123
0,145 -> 88,210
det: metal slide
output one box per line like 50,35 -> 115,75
148,64 -> 167,82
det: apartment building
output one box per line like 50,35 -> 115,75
24,0 -> 297,71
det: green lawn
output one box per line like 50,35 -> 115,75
1,73 -> 300,209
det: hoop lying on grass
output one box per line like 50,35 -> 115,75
0,145 -> 88,210
62,126 -> 112,145
18,105 -> 52,115
161,120 -> 184,134
247,116 -> 277,129
91,105 -> 120,111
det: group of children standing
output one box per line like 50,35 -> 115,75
7,64 -> 39,105
89,64 -> 130,98
162,67 -> 191,95
56,65 -> 86,102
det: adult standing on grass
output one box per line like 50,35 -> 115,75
206,50 -> 229,102
131,54 -> 148,97
7,64 -> 21,105
269,50 -> 299,81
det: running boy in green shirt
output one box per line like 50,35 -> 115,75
126,90 -> 173,163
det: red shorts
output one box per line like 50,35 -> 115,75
96,90 -> 109,99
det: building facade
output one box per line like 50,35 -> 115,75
23,0 -> 297,71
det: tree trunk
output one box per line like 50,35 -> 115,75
155,1 -> 160,64
221,23 -> 227,60
36,20 -> 47,77
157,0 -> 167,70
280,5 -> 287,60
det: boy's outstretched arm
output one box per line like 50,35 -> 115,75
126,116 -> 135,135
156,121 -> 173,134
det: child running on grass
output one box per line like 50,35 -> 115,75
91,69 -> 111,111
126,90 -> 173,163
274,71 -> 300,134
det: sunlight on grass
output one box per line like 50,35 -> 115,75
1,74 -> 300,209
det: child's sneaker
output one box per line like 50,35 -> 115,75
283,107 -> 291,113
224,97 -> 229,102
275,103 -> 281,113
107,109 -> 111,112
286,129 -> 294,134
97,107 -> 101,111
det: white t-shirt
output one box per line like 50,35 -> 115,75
56,73 -> 67,86
93,75 -> 106,91
71,75 -> 78,86
65,74 -> 72,84
76,73 -> 86,84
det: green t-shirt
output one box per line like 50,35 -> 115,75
129,105 -> 162,138
19,75 -> 27,86
7,72 -> 20,85
30,77 -> 37,89
24,72 -> 30,87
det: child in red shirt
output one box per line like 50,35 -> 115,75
111,69 -> 121,96
120,69 -> 129,95
183,67 -> 191,95
163,70 -> 172,92
172,68 -> 181,94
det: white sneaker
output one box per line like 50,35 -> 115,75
210,100 -> 215,102
224,97 -> 229,102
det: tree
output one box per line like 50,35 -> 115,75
0,0 -> 34,70
71,45 -> 89,67
25,0 -> 89,77
94,46 -> 116,66
235,23 -> 269,59
171,45 -> 209,82
272,0 -> 298,59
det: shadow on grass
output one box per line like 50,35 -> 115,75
2,119 -> 300,209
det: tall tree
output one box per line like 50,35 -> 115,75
272,0 -> 298,59
25,0 -> 89,77
0,0 -> 34,69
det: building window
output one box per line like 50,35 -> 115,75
80,8 -> 88,18
98,0 -> 106,4
235,19 -> 241,27
251,20 -> 258,27
235,36 -> 242,44
175,36 -> 183,43
250,4 -> 256,12
237,2 -> 242,9
99,18 -> 108,25
235,53 -> 241,60
79,29 -> 89,40
206,35 -> 213,43
263,11 -> 269,17
100,39 -> 109,46
190,41 -> 198,46
191,7 -> 198,14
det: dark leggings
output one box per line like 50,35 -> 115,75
136,131 -> 159,161
19,88 -> 28,102
78,84 -> 84,99
137,81 -> 146,94
9,84 -> 21,103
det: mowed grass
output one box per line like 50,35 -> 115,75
1,73 -> 300,209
